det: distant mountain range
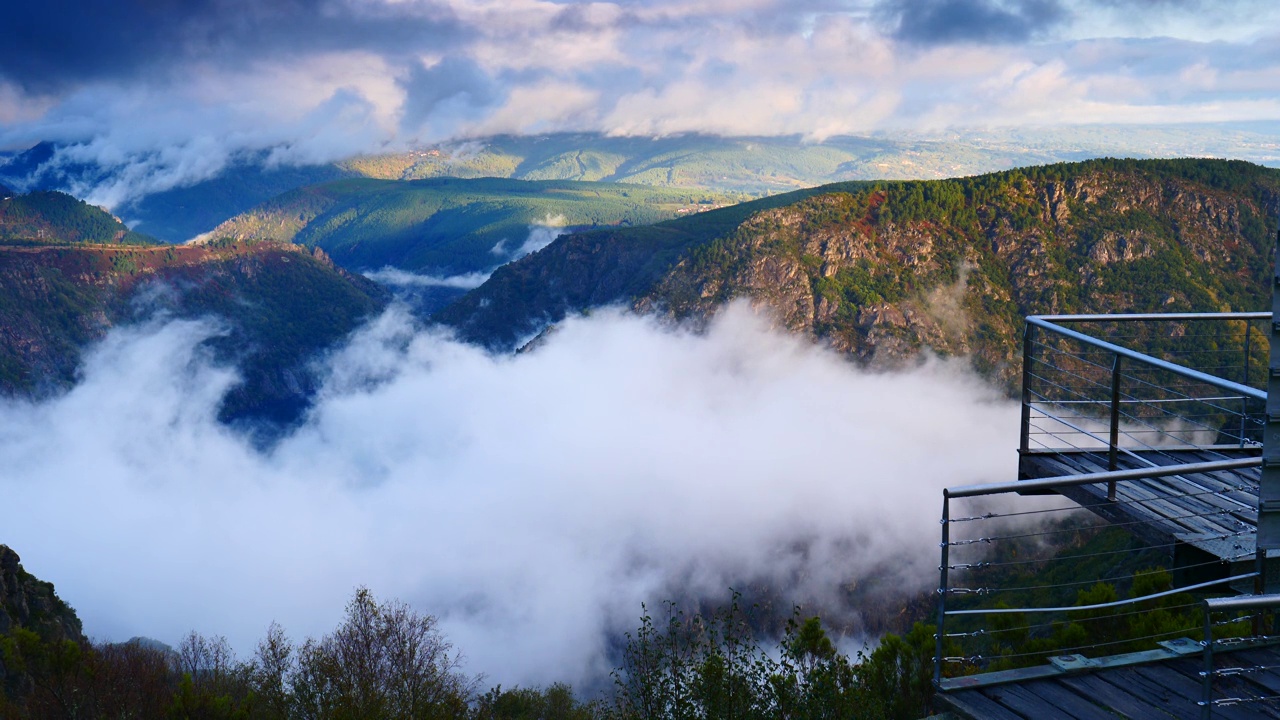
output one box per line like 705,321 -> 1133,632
4,125 -> 1278,243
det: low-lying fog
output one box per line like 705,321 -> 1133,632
0,302 -> 1017,686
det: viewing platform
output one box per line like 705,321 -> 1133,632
932,311 -> 1280,719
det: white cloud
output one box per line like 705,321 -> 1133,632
4,0 -> 1280,206
0,303 -> 1018,687
363,267 -> 493,289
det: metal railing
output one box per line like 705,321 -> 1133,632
935,313 -> 1272,688
934,459 -> 1262,687
1200,593 -> 1280,718
1020,314 -> 1268,498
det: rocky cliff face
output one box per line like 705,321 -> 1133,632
0,546 -> 83,644
439,159 -> 1280,388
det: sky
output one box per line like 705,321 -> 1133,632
2,0 -> 1279,185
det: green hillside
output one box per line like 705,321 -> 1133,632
211,177 -> 736,274
341,133 -> 1070,195
344,127 -> 1280,193
0,191 -> 157,245
437,158 -> 1280,388
124,161 -> 350,241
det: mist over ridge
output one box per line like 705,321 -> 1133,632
0,301 -> 1017,686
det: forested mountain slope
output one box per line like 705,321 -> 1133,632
1,190 -> 156,245
438,159 -> 1280,385
0,191 -> 387,431
209,177 -> 733,274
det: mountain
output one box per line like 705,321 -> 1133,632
1,190 -> 156,245
209,176 -> 734,275
436,158 -> 1280,387
121,161 -> 351,242
0,544 -> 86,706
0,191 -> 387,433
341,127 -> 1280,192
0,545 -> 83,645
8,126 -> 1279,244
0,143 -> 350,242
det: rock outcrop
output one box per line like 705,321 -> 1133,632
438,159 -> 1280,389
0,545 -> 83,643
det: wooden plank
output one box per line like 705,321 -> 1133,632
1130,664 -> 1263,720
1230,648 -> 1280,698
1054,484 -> 1182,540
1059,673 -> 1182,720
1017,679 -> 1127,719
1054,485 -> 1178,548
984,683 -> 1088,719
1138,473 -> 1253,519
1112,482 -> 1239,535
1132,460 -> 1258,520
1157,656 -> 1280,719
1087,667 -> 1204,719
938,690 -> 1031,720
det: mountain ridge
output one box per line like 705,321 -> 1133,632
8,126 -> 1280,243
437,158 -> 1280,388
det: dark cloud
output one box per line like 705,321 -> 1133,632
0,0 -> 467,94
882,0 -> 1068,45
399,56 -> 503,135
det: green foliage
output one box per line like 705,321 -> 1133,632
604,596 -> 936,720
0,190 -> 158,245
473,684 -> 597,720
0,588 -> 474,720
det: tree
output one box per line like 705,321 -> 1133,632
251,622 -> 294,720
292,587 -> 473,720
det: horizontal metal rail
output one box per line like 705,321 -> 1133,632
1026,316 -> 1266,403
1204,593 -> 1280,613
945,457 -> 1263,499
1201,587 -> 1280,717
1033,312 -> 1272,323
946,573 -> 1258,616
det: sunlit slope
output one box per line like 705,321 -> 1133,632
438,158 -> 1280,386
210,176 -> 735,273
341,133 -> 1069,193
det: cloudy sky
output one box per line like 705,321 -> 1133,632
2,0 -> 1279,165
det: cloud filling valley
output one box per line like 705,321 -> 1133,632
0,303 -> 1018,686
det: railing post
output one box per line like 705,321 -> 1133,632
1019,325 -> 1036,459
1201,601 -> 1214,720
1109,353 -> 1123,499
1242,319 -> 1252,448
935,492 -> 950,689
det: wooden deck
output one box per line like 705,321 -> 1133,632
939,643 -> 1280,719
1019,447 -> 1264,565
